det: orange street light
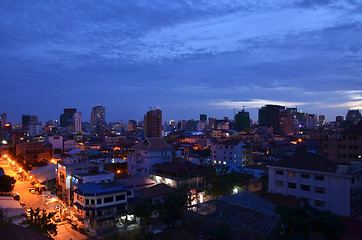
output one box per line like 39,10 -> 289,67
117,170 -> 121,174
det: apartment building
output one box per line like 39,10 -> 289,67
56,163 -> 114,204
127,138 -> 173,177
268,151 -> 362,217
211,139 -> 247,167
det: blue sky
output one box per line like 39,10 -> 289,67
1,0 -> 361,123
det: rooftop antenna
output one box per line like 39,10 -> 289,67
242,106 -> 246,112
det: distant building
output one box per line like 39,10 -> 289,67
279,111 -> 294,136
16,142 -> 53,166
211,139 -> 247,167
128,120 -> 137,132
127,138 -> 173,177
268,151 -> 362,217
91,105 -> 106,129
0,112 -> 6,127
318,115 -> 325,127
322,121 -> 362,164
48,136 -> 63,151
73,112 -> 82,133
234,109 -> 250,131
60,108 -> 77,127
306,114 -> 318,129
259,105 -> 285,134
346,110 -> 361,125
143,108 -> 162,138
200,114 -> 207,122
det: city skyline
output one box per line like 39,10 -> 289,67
1,1 -> 361,123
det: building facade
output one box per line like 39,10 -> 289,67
91,105 -> 106,129
143,109 -> 162,138
211,139 -> 247,167
127,138 -> 173,177
268,151 -> 362,217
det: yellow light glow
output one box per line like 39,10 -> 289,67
117,170 -> 121,174
30,176 -> 33,179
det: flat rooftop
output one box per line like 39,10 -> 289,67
74,182 -> 132,196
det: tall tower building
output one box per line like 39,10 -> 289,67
60,108 -> 77,127
73,112 -> 82,133
258,105 -> 285,134
91,105 -> 106,129
280,111 -> 294,136
200,114 -> 207,122
346,109 -> 361,125
0,112 -> 7,127
144,108 -> 162,138
234,109 -> 250,131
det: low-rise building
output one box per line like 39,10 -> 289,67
56,163 -> 114,204
268,151 -> 362,217
211,139 -> 247,167
15,142 -> 53,167
73,182 -> 134,233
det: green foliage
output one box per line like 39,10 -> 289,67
0,208 -> 12,229
204,165 -> 254,198
21,207 -> 57,237
274,206 -> 345,240
133,199 -> 154,224
0,175 -> 16,193
156,190 -> 188,226
213,224 -> 232,240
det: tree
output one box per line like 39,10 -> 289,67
21,207 -> 57,237
0,175 -> 16,193
156,190 -> 188,227
274,206 -> 346,240
0,208 -> 12,229
133,199 -> 154,225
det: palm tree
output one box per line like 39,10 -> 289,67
21,207 -> 57,237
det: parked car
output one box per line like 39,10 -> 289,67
26,209 -> 32,217
30,190 -> 36,194
45,198 -> 58,205
29,187 -> 35,192
12,192 -> 20,201
20,202 -> 26,208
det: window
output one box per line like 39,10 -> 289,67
276,170 -> 284,175
59,172 -> 65,183
127,191 -> 132,196
276,181 -> 284,187
288,171 -> 296,177
104,196 -> 114,203
85,199 -> 89,205
301,173 -> 310,179
288,182 -> 296,189
315,200 -> 325,207
315,187 -> 325,194
301,185 -> 310,191
116,194 -> 125,201
315,175 -> 324,181
91,199 -> 95,205
97,198 -> 102,204
85,211 -> 89,216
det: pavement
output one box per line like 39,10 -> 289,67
0,157 -> 89,240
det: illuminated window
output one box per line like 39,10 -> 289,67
288,171 -> 296,177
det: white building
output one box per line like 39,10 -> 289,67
29,123 -> 43,137
127,138 -> 173,177
73,182 -> 134,232
211,139 -> 247,167
268,151 -> 362,217
73,112 -> 82,133
56,163 -> 114,204
48,136 -> 63,151
64,139 -> 78,151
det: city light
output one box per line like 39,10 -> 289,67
117,170 -> 121,174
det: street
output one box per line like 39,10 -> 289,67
0,156 -> 88,240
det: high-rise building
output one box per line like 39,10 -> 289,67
60,108 -> 77,127
346,110 -> 361,125
279,111 -> 294,136
143,108 -> 162,138
258,105 -> 285,134
91,105 -> 106,129
128,120 -> 137,132
73,112 -> 82,133
0,112 -> 7,127
306,114 -> 318,129
318,115 -> 326,127
21,115 -> 31,130
200,114 -> 207,122
234,109 -> 250,131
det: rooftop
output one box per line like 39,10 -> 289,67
137,183 -> 176,198
74,182 -> 131,196
152,161 -> 207,174
216,139 -> 243,146
133,138 -> 173,151
270,151 -> 337,173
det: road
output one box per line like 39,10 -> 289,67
0,156 -> 88,240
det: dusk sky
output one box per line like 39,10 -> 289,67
1,0 -> 362,124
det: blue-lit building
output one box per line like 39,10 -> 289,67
73,182 -> 134,232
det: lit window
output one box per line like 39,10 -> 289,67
288,171 -> 296,177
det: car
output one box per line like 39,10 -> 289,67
45,198 -> 58,205
52,215 -> 61,223
29,187 -> 35,192
20,202 -> 26,208
30,190 -> 36,194
26,209 -> 32,217
12,192 -> 20,201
